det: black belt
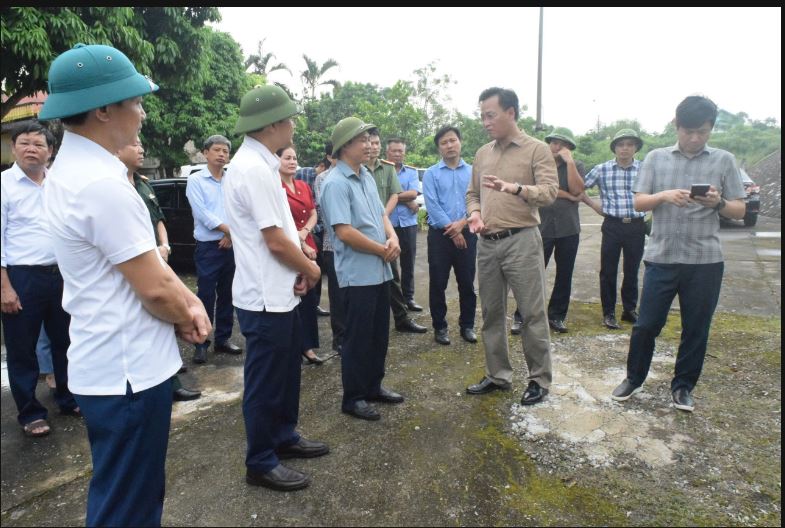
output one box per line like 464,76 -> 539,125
481,227 -> 524,241
10,264 -> 60,274
606,216 -> 644,224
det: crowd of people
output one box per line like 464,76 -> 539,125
0,43 -> 747,526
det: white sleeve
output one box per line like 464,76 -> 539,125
242,166 -> 288,231
78,178 -> 156,264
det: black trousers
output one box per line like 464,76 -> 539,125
600,217 -> 645,316
427,227 -> 477,330
322,251 -> 345,351
394,225 -> 418,301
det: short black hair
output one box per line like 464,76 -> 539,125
324,141 -> 333,156
367,127 -> 380,138
11,121 -> 55,147
275,145 -> 295,157
386,137 -> 405,146
434,126 -> 461,147
479,87 -> 520,120
675,95 -> 718,129
202,135 -> 232,152
60,111 -> 90,127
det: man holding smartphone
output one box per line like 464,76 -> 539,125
610,95 -> 746,412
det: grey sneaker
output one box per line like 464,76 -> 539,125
611,379 -> 641,401
672,388 -> 695,412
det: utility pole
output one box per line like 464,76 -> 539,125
535,7 -> 544,131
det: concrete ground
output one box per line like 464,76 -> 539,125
1,205 -> 780,526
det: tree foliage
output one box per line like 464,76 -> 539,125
244,38 -> 292,96
300,54 -> 339,101
1,7 -> 219,118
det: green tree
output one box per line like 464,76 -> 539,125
1,6 -> 219,119
142,29 -> 250,173
244,38 -> 292,95
300,54 -> 339,101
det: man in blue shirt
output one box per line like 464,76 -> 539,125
583,129 -> 647,330
186,135 -> 243,364
386,138 -> 423,311
422,126 -> 477,346
320,117 -> 404,422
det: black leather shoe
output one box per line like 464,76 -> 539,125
611,379 -> 641,401
246,464 -> 310,491
460,327 -> 478,343
603,314 -> 621,330
215,341 -> 243,354
173,387 -> 202,401
549,319 -> 568,333
672,388 -> 695,412
520,380 -> 548,405
466,377 -> 511,395
342,400 -> 381,421
276,437 -> 330,459
315,305 -> 330,317
621,310 -> 639,323
193,344 -> 208,364
395,318 -> 428,334
367,387 -> 404,404
510,317 -> 522,335
435,327 -> 450,345
406,300 -> 423,312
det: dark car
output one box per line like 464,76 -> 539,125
739,169 -> 761,226
148,178 -> 195,268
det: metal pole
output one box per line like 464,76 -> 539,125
535,7 -> 544,131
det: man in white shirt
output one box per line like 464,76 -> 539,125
39,43 -> 210,527
224,85 -> 327,492
1,121 -> 79,438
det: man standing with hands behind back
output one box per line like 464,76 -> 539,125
465,87 -> 558,406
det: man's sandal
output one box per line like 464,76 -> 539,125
22,419 -> 51,438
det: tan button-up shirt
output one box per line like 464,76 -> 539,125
466,130 -> 558,233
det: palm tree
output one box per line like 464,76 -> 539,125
245,38 -> 292,94
300,54 -> 339,100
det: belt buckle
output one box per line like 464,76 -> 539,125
622,217 -> 632,224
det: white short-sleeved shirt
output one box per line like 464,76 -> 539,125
223,135 -> 300,312
1,163 -> 56,266
45,131 -> 181,395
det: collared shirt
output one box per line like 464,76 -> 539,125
584,159 -> 644,219
634,143 -> 746,264
1,163 -> 56,266
389,165 -> 421,227
186,166 -> 227,242
466,130 -> 559,233
366,159 -> 402,205
314,168 -> 334,252
45,131 -> 180,396
539,159 -> 586,238
132,173 -> 165,245
283,178 -> 317,251
223,135 -> 301,312
319,160 -> 393,287
422,158 -> 472,228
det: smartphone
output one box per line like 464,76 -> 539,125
690,183 -> 710,198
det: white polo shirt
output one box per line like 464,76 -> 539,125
1,163 -> 56,267
223,135 -> 300,312
45,131 -> 181,395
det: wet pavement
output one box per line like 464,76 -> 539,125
1,205 -> 780,526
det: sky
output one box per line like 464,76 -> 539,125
215,7 -> 781,135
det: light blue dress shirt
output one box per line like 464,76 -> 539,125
422,159 -> 472,228
186,166 -> 227,242
319,161 -> 392,288
389,165 -> 421,228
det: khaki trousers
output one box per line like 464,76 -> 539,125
477,227 -> 552,388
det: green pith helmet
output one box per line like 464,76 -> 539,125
234,85 -> 300,135
331,117 -> 376,154
39,43 -> 158,120
610,128 -> 643,153
544,128 -> 577,150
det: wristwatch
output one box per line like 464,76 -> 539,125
713,197 -> 726,211
514,183 -> 523,196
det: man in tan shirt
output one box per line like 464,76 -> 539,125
465,87 -> 559,406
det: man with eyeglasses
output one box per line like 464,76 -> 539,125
465,87 -> 558,406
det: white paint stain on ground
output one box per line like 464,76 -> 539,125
510,334 -> 691,468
